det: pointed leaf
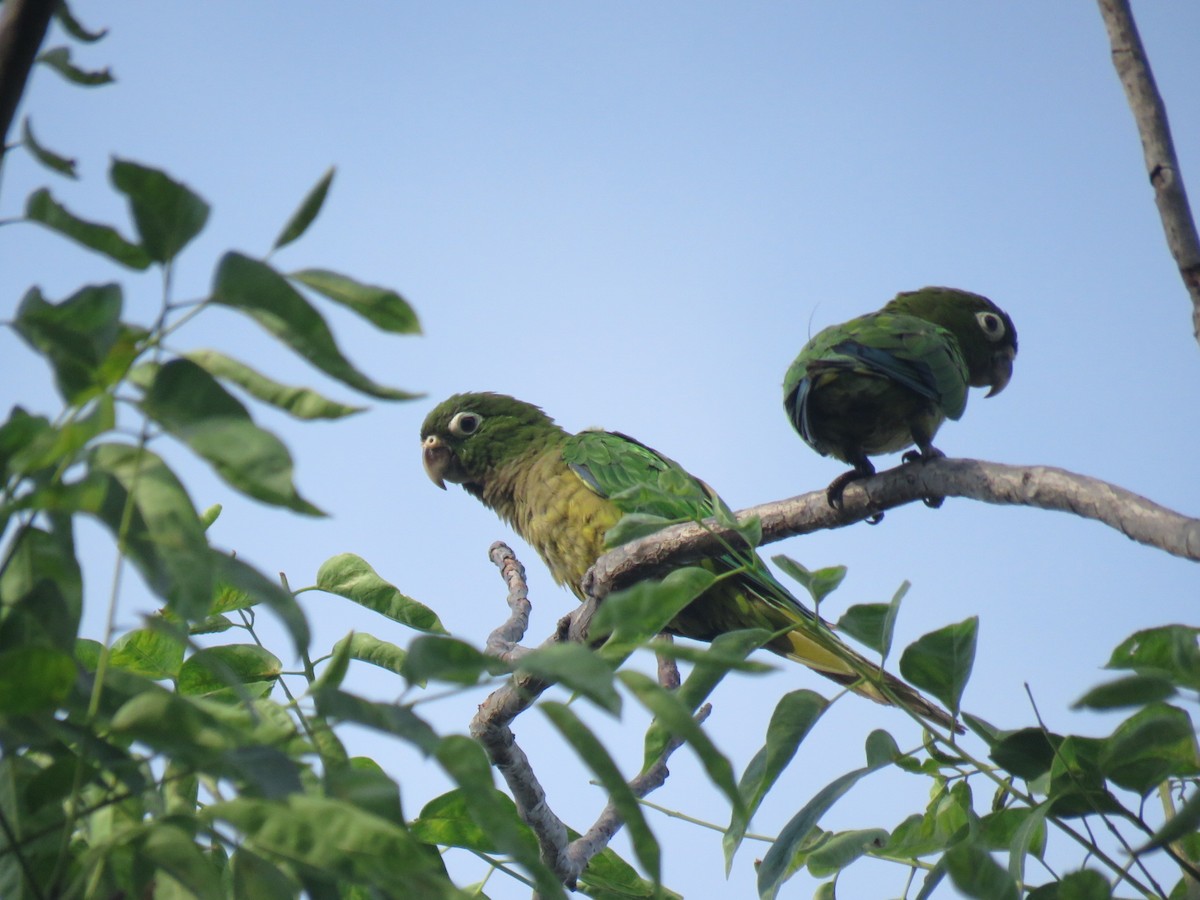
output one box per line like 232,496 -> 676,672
758,763 -> 881,897
37,46 -> 114,85
206,796 -> 459,896
25,188 -> 151,268
314,688 -> 439,755
292,268 -> 420,334
944,840 -> 1019,900
140,358 -> 323,514
772,555 -> 846,605
725,689 -> 828,870
1138,788 -> 1200,854
21,118 -> 77,178
516,642 -> 620,713
593,566 -> 715,662
210,252 -> 419,400
990,727 -> 1061,780
177,645 -> 282,698
185,349 -> 365,419
899,617 -> 977,716
0,524 -> 82,652
7,395 -> 115,475
1100,703 -> 1199,794
333,631 -> 407,677
1008,802 -> 1051,888
274,167 -> 334,251
316,553 -> 445,633
1106,625 -> 1200,690
136,822 -> 225,900
619,670 -> 742,816
806,828 -> 888,878
1073,674 -> 1177,710
411,788 -> 519,852
110,625 -> 185,679
13,284 -> 124,402
541,701 -> 661,882
54,5 -> 108,42
401,635 -> 508,685
108,158 -> 208,264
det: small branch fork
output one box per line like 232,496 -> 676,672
469,542 -> 693,892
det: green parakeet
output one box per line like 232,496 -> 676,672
422,392 -> 956,730
783,287 -> 1017,508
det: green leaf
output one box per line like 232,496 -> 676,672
274,167 -> 335,251
725,689 -> 828,870
1027,869 -> 1113,899
603,512 -> 675,547
185,349 -> 365,419
944,839 -> 1019,900
434,735 -> 561,897
210,252 -> 420,400
899,616 -> 977,716
230,848 -> 301,899
806,828 -> 888,878
314,688 -> 439,755
140,358 -> 323,515
6,395 -> 115,476
411,788 -> 518,853
1106,625 -> 1200,690
210,550 -> 310,655
316,553 -> 445,633
401,636 -> 508,686
25,189 -> 151,268
325,757 -> 405,825
990,727 -> 1061,780
1100,703 -> 1199,794
206,796 -> 460,897
53,443 -> 212,619
618,670 -> 743,818
1008,802 -> 1051,888
136,822 -> 225,900
37,46 -> 114,85
541,701 -> 661,883
592,566 -> 715,663
333,631 -> 408,677
758,763 -> 881,897
54,4 -> 108,41
1138,788 -> 1200,854
645,635 -> 774,672
110,625 -> 185,679
1072,673 -> 1177,710
1046,736 -> 1123,818
515,642 -> 620,713
0,524 -> 82,652
177,645 -> 282,698
110,158 -> 210,263
840,580 -> 907,661
772,555 -> 846,606
576,839 -> 683,899
13,284 -> 125,402
21,118 -> 77,178
0,647 -> 75,713
291,269 -> 420,334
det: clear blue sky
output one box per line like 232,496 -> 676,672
2,4 -> 1198,897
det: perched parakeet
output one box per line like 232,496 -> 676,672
783,287 -> 1017,508
422,392 -> 956,730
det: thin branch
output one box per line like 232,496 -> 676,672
484,541 -> 534,661
0,0 -> 57,164
584,457 -> 1200,600
1096,0 -> 1200,346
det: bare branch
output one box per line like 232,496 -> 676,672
1096,0 -> 1200,345
0,0 -> 56,162
584,457 -> 1200,599
484,541 -> 534,661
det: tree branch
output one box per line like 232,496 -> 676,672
0,0 -> 57,159
584,457 -> 1200,599
1096,0 -> 1200,346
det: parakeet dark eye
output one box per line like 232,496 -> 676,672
449,411 -> 482,436
975,311 -> 1006,342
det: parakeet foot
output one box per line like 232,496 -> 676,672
901,446 -> 944,508
825,460 -> 875,511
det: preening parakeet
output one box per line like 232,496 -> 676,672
783,287 -> 1017,508
421,392 -> 956,730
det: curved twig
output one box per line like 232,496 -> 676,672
1096,0 -> 1200,344
584,457 -> 1200,599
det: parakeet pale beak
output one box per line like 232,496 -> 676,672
985,347 -> 1016,398
422,435 -> 450,489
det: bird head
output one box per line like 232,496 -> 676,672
420,392 -> 558,493
886,287 -> 1018,397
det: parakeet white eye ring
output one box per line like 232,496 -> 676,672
975,311 -> 1006,341
449,411 -> 482,436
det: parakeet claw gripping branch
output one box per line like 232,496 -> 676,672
422,391 -> 958,731
783,286 -> 1018,511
